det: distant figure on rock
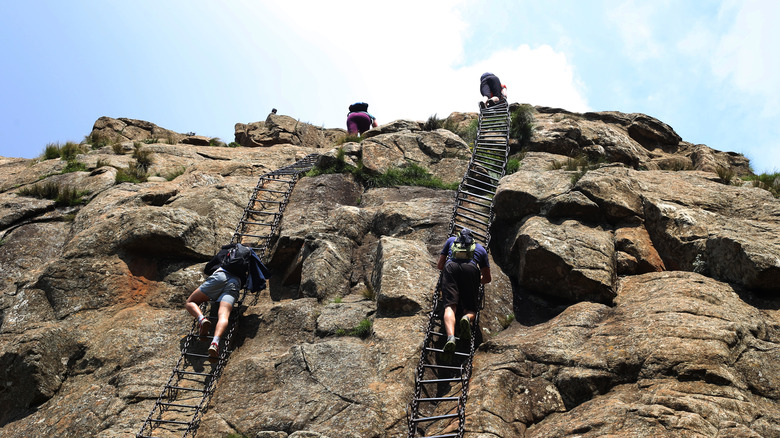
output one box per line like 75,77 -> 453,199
185,242 -> 269,358
436,228 -> 491,354
479,72 -> 507,109
346,102 -> 377,135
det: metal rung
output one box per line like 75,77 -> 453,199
420,433 -> 459,438
176,370 -> 214,378
465,168 -> 500,183
462,182 -> 496,195
458,191 -> 493,203
251,199 -> 284,204
456,197 -> 491,209
411,413 -> 460,423
423,364 -> 464,371
150,418 -> 192,425
416,396 -> 460,403
419,377 -> 464,384
183,352 -> 213,359
454,204 -> 490,219
159,401 -> 200,409
255,188 -> 290,194
236,233 -> 270,239
424,347 -> 470,357
166,385 -> 206,393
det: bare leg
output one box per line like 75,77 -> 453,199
213,300 -> 233,339
185,289 -> 209,319
444,305 -> 457,337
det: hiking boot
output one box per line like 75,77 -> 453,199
479,101 -> 486,110
459,316 -> 471,342
443,335 -> 456,354
198,318 -> 211,339
208,342 -> 219,358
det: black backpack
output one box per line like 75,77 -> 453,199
220,243 -> 252,276
349,102 -> 369,112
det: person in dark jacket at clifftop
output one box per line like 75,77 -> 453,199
185,243 -> 270,358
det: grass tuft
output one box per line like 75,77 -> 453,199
18,182 -> 89,206
509,104 -> 535,147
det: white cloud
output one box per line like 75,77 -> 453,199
607,0 -> 663,62
250,2 -> 588,126
714,0 -> 780,117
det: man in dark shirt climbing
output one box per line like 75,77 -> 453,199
436,228 -> 492,354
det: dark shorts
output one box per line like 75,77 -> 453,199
480,74 -> 502,98
346,112 -> 373,134
441,260 -> 480,311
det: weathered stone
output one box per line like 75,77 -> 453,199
372,236 -> 438,316
493,169 -> 573,222
499,216 -> 616,303
615,224 -> 665,274
89,116 -> 184,144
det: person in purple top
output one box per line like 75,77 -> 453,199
479,72 -> 507,109
436,228 -> 492,354
346,102 -> 378,135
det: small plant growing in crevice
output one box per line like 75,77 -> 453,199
336,318 -> 373,339
162,166 -> 186,181
84,132 -> 113,149
209,137 -> 226,147
362,283 -> 376,301
332,296 -> 343,304
42,143 -> 62,160
498,314 -> 515,330
116,162 -> 149,183
62,160 -> 88,173
228,141 -> 240,148
505,158 -> 521,175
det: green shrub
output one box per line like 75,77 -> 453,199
84,133 -> 113,148
209,137 -> 227,147
228,141 -> 240,148
111,143 -> 125,155
308,157 -> 458,190
62,160 -> 87,173
423,114 -> 443,131
42,143 -> 62,160
506,158 -> 521,175
716,166 -> 735,185
60,141 -> 86,161
132,144 -> 154,170
458,119 -> 479,146
116,162 -> 148,183
142,138 -> 159,144
509,104 -> 535,147
743,171 -> 780,197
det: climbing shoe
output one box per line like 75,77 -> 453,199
443,335 -> 457,354
198,317 -> 211,339
459,315 -> 471,342
208,342 -> 219,358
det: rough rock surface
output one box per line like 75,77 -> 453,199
0,108 -> 777,438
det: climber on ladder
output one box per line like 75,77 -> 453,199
436,228 -> 492,354
184,242 -> 269,358
479,72 -> 507,109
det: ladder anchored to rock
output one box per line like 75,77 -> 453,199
407,101 -> 511,438
137,154 -> 320,438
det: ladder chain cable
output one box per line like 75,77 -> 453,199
137,154 -> 320,438
408,101 -> 510,438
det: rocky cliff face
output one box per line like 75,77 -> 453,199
0,108 -> 777,438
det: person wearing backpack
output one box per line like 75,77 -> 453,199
479,72 -> 507,109
436,228 -> 492,354
346,102 -> 378,135
185,242 -> 268,358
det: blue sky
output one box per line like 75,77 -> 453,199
1,1 -> 778,173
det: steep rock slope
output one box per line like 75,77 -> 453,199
0,107 -> 777,438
